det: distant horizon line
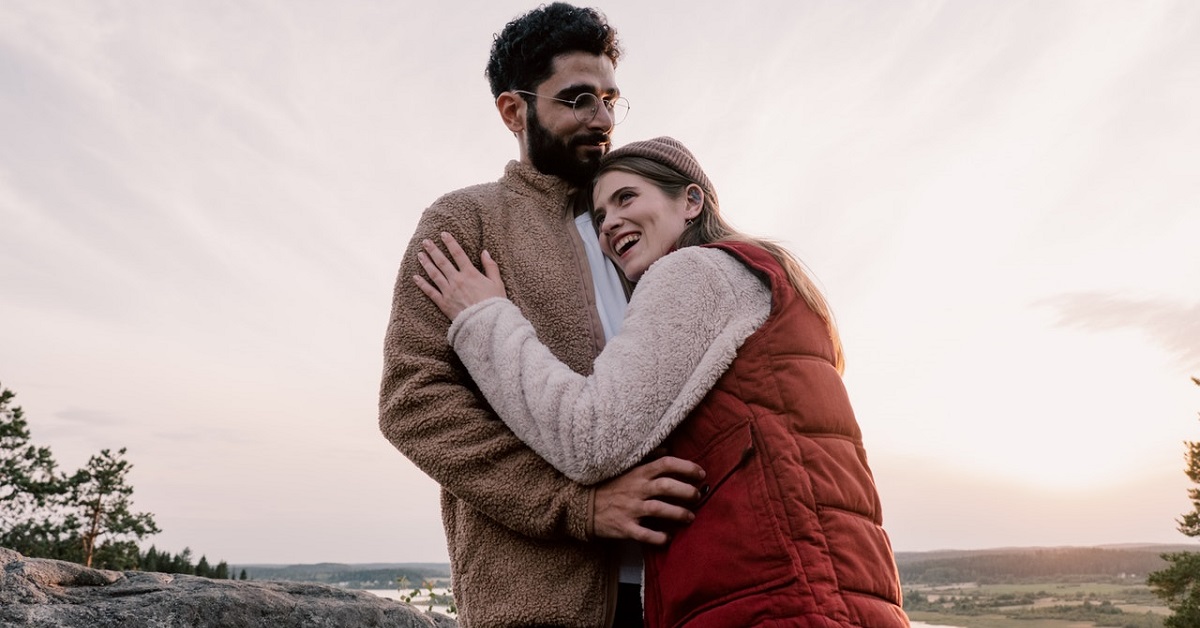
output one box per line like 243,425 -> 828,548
227,541 -> 1200,568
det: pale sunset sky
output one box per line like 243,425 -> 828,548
1,1 -> 1197,564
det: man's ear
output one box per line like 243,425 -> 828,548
496,92 -> 526,133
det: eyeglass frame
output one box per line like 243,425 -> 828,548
512,89 -> 630,126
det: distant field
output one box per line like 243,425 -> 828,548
907,613 -> 1103,628
898,546 -> 1182,628
906,580 -> 1167,628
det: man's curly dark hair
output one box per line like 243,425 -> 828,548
486,3 -> 621,99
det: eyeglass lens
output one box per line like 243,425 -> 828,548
573,93 -> 629,125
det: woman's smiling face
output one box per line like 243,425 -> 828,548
592,170 -> 700,281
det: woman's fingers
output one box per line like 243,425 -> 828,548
481,250 -> 501,283
413,234 -> 505,320
440,232 -> 476,275
422,237 -> 461,279
416,249 -> 451,294
412,274 -> 444,308
413,255 -> 461,320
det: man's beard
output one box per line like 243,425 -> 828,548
526,104 -> 610,187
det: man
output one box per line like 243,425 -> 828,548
379,4 -> 704,627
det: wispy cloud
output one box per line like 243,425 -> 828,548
53,407 -> 130,426
1041,292 -> 1200,372
149,426 -> 247,445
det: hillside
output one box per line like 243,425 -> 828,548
895,544 -> 1199,584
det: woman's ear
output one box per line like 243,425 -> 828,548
684,184 -> 704,220
496,92 -> 526,133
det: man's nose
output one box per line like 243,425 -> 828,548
588,103 -> 615,131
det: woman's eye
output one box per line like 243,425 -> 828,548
619,192 -> 634,203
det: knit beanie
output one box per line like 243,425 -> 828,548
601,136 -> 718,207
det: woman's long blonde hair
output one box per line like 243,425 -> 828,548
592,156 -> 845,372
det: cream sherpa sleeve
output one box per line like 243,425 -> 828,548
447,246 -> 771,485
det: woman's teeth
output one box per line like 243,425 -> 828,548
615,233 -> 640,254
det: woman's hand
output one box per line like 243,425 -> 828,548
413,232 -> 506,320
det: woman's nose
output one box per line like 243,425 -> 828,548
600,213 -> 620,235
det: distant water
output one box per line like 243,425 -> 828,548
363,590 -> 954,627
366,588 -> 453,615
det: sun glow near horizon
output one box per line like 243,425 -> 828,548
849,309 -> 1197,495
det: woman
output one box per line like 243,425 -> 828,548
414,137 -> 908,627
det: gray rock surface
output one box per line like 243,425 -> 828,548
0,547 -> 456,628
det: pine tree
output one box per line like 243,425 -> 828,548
196,555 -> 211,578
2,383 -> 232,574
172,547 -> 194,574
0,384 -> 71,556
68,448 -> 161,567
1149,377 -> 1200,628
142,545 -> 160,572
90,539 -> 141,570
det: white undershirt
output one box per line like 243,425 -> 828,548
573,212 -> 642,585
575,213 -> 627,340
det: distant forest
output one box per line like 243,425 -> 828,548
896,545 -> 1199,584
240,562 -> 452,590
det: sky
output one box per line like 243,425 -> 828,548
1,0 -> 1198,565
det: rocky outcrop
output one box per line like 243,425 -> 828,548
0,547 -> 456,628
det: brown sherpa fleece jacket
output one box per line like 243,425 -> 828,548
379,161 -> 618,627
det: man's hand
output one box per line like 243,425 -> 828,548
593,456 -> 705,545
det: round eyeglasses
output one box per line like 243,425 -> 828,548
514,90 -> 630,126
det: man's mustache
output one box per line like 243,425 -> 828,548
571,133 -> 611,148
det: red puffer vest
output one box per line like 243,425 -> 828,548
641,241 -> 908,628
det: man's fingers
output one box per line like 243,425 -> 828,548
592,456 -> 707,542
627,525 -> 670,546
640,500 -> 696,525
647,477 -> 702,503
644,456 -> 706,483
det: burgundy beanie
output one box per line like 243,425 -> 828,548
601,136 -> 718,207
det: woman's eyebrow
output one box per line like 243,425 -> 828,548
603,186 -> 635,204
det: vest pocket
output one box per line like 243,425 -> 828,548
643,422 -> 797,627
693,422 -> 754,508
